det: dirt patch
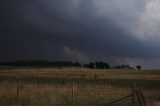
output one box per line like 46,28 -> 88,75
148,101 -> 160,106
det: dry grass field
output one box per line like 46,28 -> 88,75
0,67 -> 160,106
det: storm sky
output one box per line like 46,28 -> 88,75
1,0 -> 160,69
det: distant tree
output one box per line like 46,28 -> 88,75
95,61 -> 109,69
83,64 -> 89,68
136,65 -> 141,70
88,62 -> 95,68
103,63 -> 110,69
74,61 -> 81,67
95,61 -> 104,69
114,64 -> 132,69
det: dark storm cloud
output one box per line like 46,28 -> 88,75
1,0 -> 160,68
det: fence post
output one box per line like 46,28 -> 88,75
17,86 -> 20,100
72,85 -> 75,104
132,82 -> 136,106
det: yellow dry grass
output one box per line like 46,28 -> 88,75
0,67 -> 159,80
0,67 -> 159,106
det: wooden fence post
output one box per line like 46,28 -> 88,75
132,82 -> 136,106
72,85 -> 75,104
16,85 -> 20,106
17,86 -> 20,100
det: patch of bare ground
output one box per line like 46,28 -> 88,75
147,101 -> 160,106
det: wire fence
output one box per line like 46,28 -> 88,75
0,80 -> 158,106
103,82 -> 147,106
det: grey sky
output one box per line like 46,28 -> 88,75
1,0 -> 160,69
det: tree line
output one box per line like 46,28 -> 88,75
0,60 -> 141,70
0,60 -> 81,67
